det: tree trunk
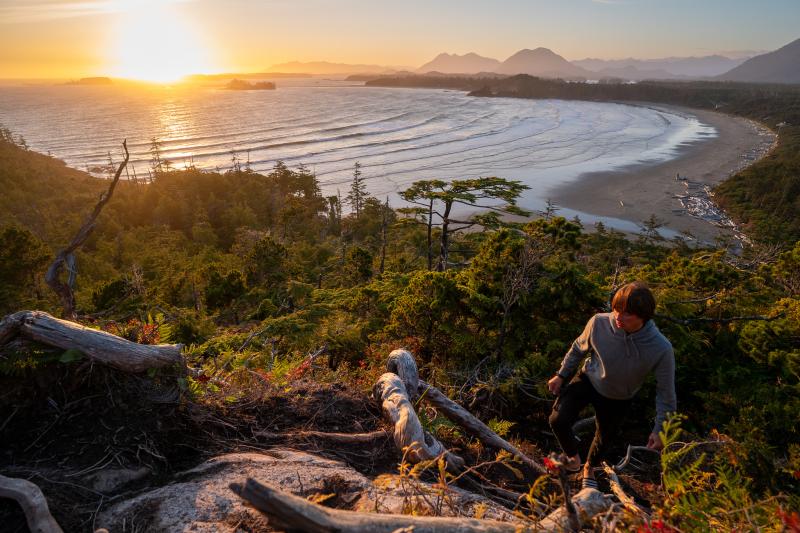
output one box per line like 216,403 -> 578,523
0,310 -> 183,373
373,372 -> 464,469
45,140 -> 129,320
437,200 -> 453,271
427,198 -> 434,270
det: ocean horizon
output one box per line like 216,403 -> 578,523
0,78 -> 715,229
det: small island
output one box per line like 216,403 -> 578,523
64,76 -> 113,86
224,78 -> 275,90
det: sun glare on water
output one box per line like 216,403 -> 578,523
108,1 -> 215,83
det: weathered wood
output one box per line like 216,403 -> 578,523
386,348 -> 419,401
232,477 -> 525,533
602,462 -> 649,517
255,429 -> 389,445
418,379 -> 547,475
373,372 -> 464,469
537,488 -> 612,531
45,140 -> 129,320
0,310 -> 183,373
0,474 -> 64,533
232,478 -> 612,533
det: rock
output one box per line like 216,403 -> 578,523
96,450 -> 521,532
85,467 -> 151,493
97,450 -> 371,532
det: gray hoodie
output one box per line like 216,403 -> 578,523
557,313 -> 676,433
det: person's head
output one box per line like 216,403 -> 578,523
611,281 -> 656,333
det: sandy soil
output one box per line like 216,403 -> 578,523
548,105 -> 776,243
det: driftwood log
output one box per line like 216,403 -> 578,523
45,140 -> 129,320
254,429 -> 389,445
0,475 -> 63,533
0,310 -> 183,373
232,478 -> 611,533
374,372 -> 465,469
419,379 -> 547,475
382,349 -> 546,475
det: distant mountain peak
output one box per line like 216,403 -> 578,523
417,52 -> 501,74
718,37 -> 800,84
495,47 -> 588,78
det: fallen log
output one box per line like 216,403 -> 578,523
418,379 -> 547,475
386,348 -> 420,401
373,372 -> 464,469
232,478 -> 612,533
0,310 -> 183,373
254,429 -> 389,445
0,474 -> 63,533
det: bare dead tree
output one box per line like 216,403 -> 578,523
494,238 -> 550,360
45,140 -> 129,319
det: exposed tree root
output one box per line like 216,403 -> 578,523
0,474 -> 63,533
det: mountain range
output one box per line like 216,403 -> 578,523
717,38 -> 800,84
266,38 -> 799,83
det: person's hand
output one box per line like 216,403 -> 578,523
548,375 -> 565,396
647,432 -> 663,451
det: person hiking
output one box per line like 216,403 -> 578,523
547,281 -> 676,489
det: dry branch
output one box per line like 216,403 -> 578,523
232,478 -> 612,533
0,474 -> 63,533
418,379 -> 547,475
373,372 -> 464,469
255,429 -> 389,445
45,140 -> 129,320
602,462 -> 649,517
232,477 -> 522,532
0,310 -> 183,373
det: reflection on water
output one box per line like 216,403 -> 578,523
0,78 -> 714,226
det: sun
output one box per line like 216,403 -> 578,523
108,2 -> 215,83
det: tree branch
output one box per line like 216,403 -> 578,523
45,140 -> 129,319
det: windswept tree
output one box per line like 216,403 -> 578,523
345,162 -> 369,218
399,177 -> 530,271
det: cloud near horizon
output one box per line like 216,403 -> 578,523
0,0 -> 194,24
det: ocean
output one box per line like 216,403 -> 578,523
0,78 -> 715,229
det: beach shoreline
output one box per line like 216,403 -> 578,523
546,104 -> 776,243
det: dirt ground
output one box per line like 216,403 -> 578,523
1,340 -> 663,532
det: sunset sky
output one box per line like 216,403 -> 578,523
1,0 -> 799,80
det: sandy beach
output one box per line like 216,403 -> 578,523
548,105 -> 776,243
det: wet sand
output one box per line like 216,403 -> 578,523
548,105 -> 776,243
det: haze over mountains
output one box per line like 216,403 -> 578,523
415,48 -> 750,80
717,38 -> 800,84
264,38 -> 799,83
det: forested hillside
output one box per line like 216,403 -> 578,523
1,128 -> 798,530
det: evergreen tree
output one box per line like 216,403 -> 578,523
346,162 -> 368,218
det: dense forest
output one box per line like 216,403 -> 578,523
368,76 -> 800,244
1,79 -> 799,531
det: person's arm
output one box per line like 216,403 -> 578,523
557,314 -> 596,379
549,315 -> 596,395
649,347 -> 677,449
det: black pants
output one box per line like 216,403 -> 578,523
548,373 -> 631,468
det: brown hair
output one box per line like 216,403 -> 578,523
612,281 -> 656,322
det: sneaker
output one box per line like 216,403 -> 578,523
581,477 -> 599,490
